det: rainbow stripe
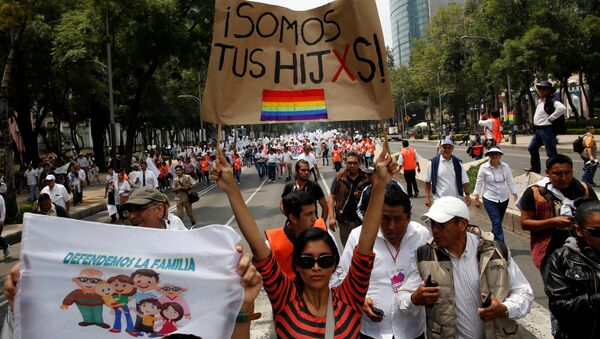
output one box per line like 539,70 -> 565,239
261,89 -> 328,121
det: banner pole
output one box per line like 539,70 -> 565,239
217,124 -> 222,149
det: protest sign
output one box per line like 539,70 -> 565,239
202,0 -> 394,124
14,214 -> 244,339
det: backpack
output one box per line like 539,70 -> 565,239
545,96 -> 567,134
573,135 -> 585,153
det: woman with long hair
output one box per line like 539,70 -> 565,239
212,142 -> 397,338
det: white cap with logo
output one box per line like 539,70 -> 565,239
422,196 -> 469,223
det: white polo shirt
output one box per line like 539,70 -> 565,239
425,156 -> 469,199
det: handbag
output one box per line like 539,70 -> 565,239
187,192 -> 199,204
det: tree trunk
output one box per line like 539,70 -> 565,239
1,47 -> 18,223
561,78 -> 579,120
89,102 -> 107,171
526,89 -> 536,125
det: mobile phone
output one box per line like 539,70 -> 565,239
424,275 -> 438,288
372,307 -> 385,317
482,294 -> 492,308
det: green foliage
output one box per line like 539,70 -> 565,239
15,204 -> 35,224
428,135 -> 440,141
566,128 -> 588,135
467,161 -> 486,193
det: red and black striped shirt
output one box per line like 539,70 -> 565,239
254,249 -> 375,338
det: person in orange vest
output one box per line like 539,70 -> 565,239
363,137 -> 375,168
265,190 -> 327,280
200,154 -> 211,186
332,145 -> 343,172
232,151 -> 243,185
478,110 -> 503,148
399,140 -> 421,198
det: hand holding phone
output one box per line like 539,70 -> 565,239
481,294 -> 492,308
372,307 -> 385,318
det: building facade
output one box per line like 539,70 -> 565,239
390,0 -> 465,66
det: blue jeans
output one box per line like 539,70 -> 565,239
582,161 -> 597,185
483,198 -> 509,243
234,170 -> 241,184
267,163 -> 277,181
255,162 -> 266,179
112,306 -> 135,332
528,126 -> 557,173
27,184 -> 37,203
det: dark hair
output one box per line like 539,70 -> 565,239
164,335 -> 202,339
160,302 -> 185,321
292,228 -> 339,295
107,275 -> 137,296
402,140 -> 409,147
384,182 -> 412,213
131,269 -> 160,283
346,151 -> 360,160
38,193 -> 51,203
136,298 -> 161,314
575,199 -> 600,228
175,165 -> 183,171
546,154 -> 573,170
295,159 -> 309,172
283,191 -> 315,219
490,110 -> 500,118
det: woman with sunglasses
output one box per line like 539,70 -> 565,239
545,199 -> 600,338
212,143 -> 397,338
472,147 -> 518,242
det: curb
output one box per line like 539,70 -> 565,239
407,139 -> 574,153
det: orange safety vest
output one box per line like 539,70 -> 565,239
233,157 -> 242,171
401,147 -> 417,170
332,149 -> 342,162
201,159 -> 209,172
264,218 -> 327,280
472,144 -> 483,155
492,117 -> 502,143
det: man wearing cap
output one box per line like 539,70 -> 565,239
332,183 -> 430,339
424,139 -> 470,208
525,81 -> 566,173
40,174 -> 71,212
400,197 -> 534,339
298,144 -> 320,182
173,165 -> 197,227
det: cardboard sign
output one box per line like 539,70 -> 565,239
202,0 -> 394,124
14,214 -> 243,339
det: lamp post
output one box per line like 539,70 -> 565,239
177,94 -> 204,142
403,101 -> 416,137
440,91 -> 454,135
105,11 -> 116,167
460,35 -> 515,144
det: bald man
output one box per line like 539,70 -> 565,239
61,269 -> 109,328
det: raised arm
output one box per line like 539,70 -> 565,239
212,149 -> 271,261
356,141 -> 397,256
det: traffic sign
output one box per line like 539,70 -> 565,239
404,115 -> 411,122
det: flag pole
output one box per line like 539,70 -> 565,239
217,124 -> 222,150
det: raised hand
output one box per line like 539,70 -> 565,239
211,148 -> 237,193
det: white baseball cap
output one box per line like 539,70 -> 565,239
440,139 -> 453,146
422,196 -> 469,223
45,174 -> 56,181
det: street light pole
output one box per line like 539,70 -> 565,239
402,88 -> 407,137
177,95 -> 203,142
105,10 -> 116,168
197,71 -> 204,141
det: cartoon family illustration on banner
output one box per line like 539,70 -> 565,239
61,268 -> 191,337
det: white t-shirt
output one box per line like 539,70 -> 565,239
24,169 -> 39,186
298,153 -> 317,169
40,184 -> 71,209
425,156 -> 469,199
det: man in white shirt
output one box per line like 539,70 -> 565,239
76,154 -> 90,185
76,164 -> 86,204
402,197 -> 534,339
297,144 -> 320,182
526,81 -> 566,173
424,139 -> 470,208
40,174 -> 71,212
24,163 -> 39,203
331,183 -> 430,339
133,162 -> 159,189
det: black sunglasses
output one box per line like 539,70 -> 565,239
583,227 -> 600,238
427,217 -> 459,229
297,254 -> 335,270
76,277 -> 101,284
161,287 -> 182,292
127,202 -> 157,213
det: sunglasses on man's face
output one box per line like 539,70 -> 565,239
297,254 -> 335,270
583,227 -> 600,238
76,277 -> 101,284
127,202 -> 156,213
427,217 -> 459,229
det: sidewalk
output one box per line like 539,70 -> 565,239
3,176 -> 111,245
408,134 -> 582,152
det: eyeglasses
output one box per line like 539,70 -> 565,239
297,254 -> 335,269
76,277 -> 101,284
427,217 -> 459,229
127,202 -> 157,213
161,287 -> 182,292
583,227 -> 600,238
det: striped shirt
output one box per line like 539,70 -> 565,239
255,249 -> 375,338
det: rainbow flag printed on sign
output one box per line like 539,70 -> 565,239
261,89 -> 328,121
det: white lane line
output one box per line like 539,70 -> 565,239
225,179 -> 268,226
319,171 -> 343,255
320,171 -> 331,195
168,183 -> 216,212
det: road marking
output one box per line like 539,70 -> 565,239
320,171 -> 331,195
225,179 -> 268,226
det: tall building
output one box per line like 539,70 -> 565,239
390,0 -> 464,66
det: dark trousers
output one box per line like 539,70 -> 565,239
403,170 -> 419,196
0,226 -> 7,251
483,198 -> 509,242
528,126 -> 557,173
267,163 -> 277,181
361,333 -> 424,339
334,161 -> 342,172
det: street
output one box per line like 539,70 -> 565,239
0,141 -> 566,337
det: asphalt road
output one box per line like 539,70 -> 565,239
0,143 -> 560,337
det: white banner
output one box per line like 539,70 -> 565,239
15,214 -> 244,339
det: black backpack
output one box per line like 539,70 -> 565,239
545,96 -> 567,134
573,135 -> 585,153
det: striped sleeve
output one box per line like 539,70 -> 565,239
254,253 -> 296,315
336,249 -> 375,312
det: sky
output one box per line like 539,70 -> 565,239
250,0 -> 393,47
